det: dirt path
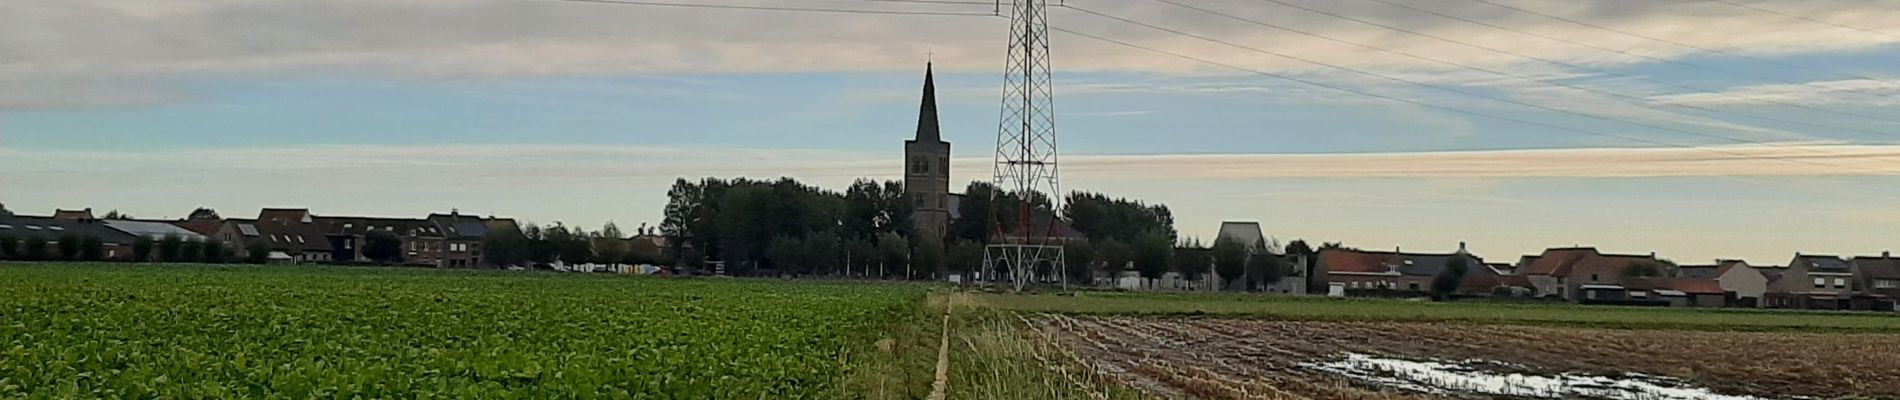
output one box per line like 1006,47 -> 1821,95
927,314 -> 950,400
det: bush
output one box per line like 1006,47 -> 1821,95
364,230 -> 403,264
203,240 -> 228,264
0,235 -> 17,260
21,237 -> 47,261
133,237 -> 155,262
247,241 -> 270,264
79,237 -> 104,261
157,235 -> 184,262
57,234 -> 81,261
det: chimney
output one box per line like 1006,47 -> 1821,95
1458,241 -> 1468,253
1885,251 -> 1892,259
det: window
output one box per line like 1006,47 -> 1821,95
25,225 -> 41,231
939,157 -> 949,174
1814,277 -> 1827,288
344,223 -> 353,230
1591,274 -> 1599,281
0,224 -> 10,229
1407,283 -> 1420,291
1833,278 -> 1847,288
343,240 -> 352,250
47,226 -> 64,231
296,236 -> 305,244
1877,280 -> 1899,289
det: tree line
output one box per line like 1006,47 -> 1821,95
0,233 -> 274,264
646,176 -> 1304,291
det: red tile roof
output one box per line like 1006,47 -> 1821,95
1318,248 -> 1400,273
1629,277 -> 1726,295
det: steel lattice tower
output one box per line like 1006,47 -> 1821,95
985,0 -> 1064,292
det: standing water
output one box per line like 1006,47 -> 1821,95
1302,353 -> 1769,400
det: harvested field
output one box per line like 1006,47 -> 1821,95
1030,314 -> 1900,399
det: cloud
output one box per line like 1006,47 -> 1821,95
5,0 -> 1900,108
1649,78 -> 1900,107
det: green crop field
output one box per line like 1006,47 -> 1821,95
0,263 -> 928,399
973,290 -> 1900,332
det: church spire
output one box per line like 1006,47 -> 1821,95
914,62 -> 942,143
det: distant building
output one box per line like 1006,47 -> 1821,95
1518,247 -> 1661,301
0,215 -> 138,260
904,62 -> 951,241
1316,244 -> 1486,295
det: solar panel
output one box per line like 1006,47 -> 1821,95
48,226 -> 64,231
239,224 -> 259,236
25,225 -> 42,231
0,224 -> 10,229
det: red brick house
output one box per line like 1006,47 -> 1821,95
1316,244 -> 1486,295
1519,247 -> 1662,302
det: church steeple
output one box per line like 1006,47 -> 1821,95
914,62 -> 942,143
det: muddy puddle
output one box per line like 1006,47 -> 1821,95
1302,353 -> 1769,400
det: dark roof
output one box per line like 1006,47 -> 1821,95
312,216 -> 443,238
1320,247 -> 1483,277
1850,256 -> 1900,279
910,62 -> 941,143
1677,265 -> 1720,279
257,208 -> 313,225
0,215 -> 139,244
426,213 -> 491,240
233,218 -> 330,253
1792,254 -> 1851,273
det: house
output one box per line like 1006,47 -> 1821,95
1629,278 -> 1727,307
1459,263 -> 1533,297
103,220 -> 208,242
1765,253 -> 1862,310
1518,247 -> 1662,302
1693,260 -> 1770,307
313,215 -> 444,266
1316,244 -> 1484,296
1214,221 -> 1304,294
0,215 -> 139,260
52,209 -> 96,221
425,211 -> 492,268
229,215 -> 333,264
1850,253 -> 1900,311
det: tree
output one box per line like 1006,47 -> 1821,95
661,178 -> 707,267
1063,240 -> 1096,285
1247,252 -> 1285,291
187,207 -> 222,220
594,222 -> 629,265
947,239 -> 983,278
0,202 -> 11,217
57,234 -> 81,261
547,224 -> 594,266
134,237 -> 155,262
22,237 -> 47,261
483,226 -> 530,268
843,236 -> 877,277
246,241 -> 270,264
1212,237 -> 1249,290
203,240 -> 228,264
875,232 -> 910,279
911,237 -> 945,280
79,237 -> 104,261
0,235 -> 17,260
1065,191 -> 1177,243
1093,238 -> 1132,278
801,233 -> 843,276
766,235 -> 803,275
363,230 -> 403,264
178,239 -> 203,263
103,210 -> 133,220
1132,231 -> 1173,288
157,235 -> 184,262
1432,256 -> 1472,301
1173,239 -> 1210,283
1624,259 -> 1675,277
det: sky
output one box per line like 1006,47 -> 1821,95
3,0 -> 1900,265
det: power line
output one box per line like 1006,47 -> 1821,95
845,0 -> 997,6
1702,0 -> 1900,40
553,0 -> 998,16
1338,0 -> 1900,125
1450,0 -> 1900,98
1144,0 -> 1900,141
1057,4 -> 1888,168
1045,25 -> 1865,172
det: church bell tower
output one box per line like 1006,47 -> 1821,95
905,62 -> 951,240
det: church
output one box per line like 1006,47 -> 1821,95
904,63 -> 952,240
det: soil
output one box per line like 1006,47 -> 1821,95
1028,314 -> 1900,399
